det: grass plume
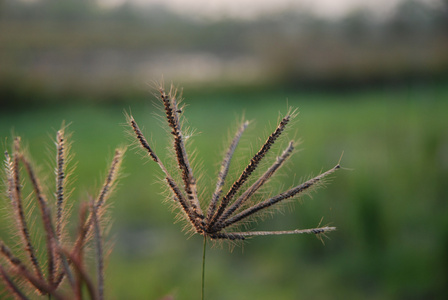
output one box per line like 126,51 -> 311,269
129,84 -> 340,241
0,126 -> 124,299
129,84 -> 341,299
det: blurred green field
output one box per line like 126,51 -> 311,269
1,83 -> 447,299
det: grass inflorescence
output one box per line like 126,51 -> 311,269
0,125 -> 124,299
129,84 -> 340,242
128,84 -> 341,299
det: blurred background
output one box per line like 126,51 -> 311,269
1,0 -> 447,299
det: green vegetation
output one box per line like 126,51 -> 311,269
1,0 -> 448,107
1,83 -> 447,299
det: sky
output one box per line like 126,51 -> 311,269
97,0 -> 411,20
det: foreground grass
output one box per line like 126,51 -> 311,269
1,84 -> 447,299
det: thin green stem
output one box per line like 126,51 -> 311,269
202,235 -> 207,300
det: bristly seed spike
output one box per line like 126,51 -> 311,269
206,120 -> 249,227
128,113 -> 204,233
1,126 -> 124,299
219,164 -> 341,230
214,140 -> 295,230
207,114 -> 291,231
160,87 -> 204,222
129,84 -> 342,243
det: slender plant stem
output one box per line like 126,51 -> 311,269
202,236 -> 207,300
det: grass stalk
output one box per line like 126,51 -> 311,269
202,236 -> 207,300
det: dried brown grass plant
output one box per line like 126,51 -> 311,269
128,84 -> 342,299
0,126 -> 124,300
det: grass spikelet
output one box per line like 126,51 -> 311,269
128,113 -> 203,233
160,86 -> 204,224
206,120 -> 249,227
20,154 -> 57,286
75,147 -> 125,250
7,138 -> 45,283
207,114 -> 292,231
219,164 -> 341,231
55,125 -> 68,242
215,140 -> 295,229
